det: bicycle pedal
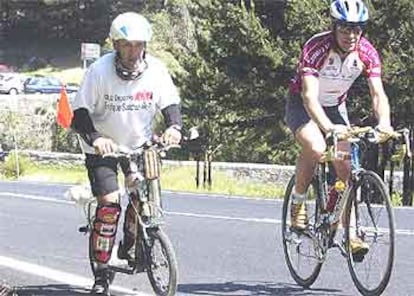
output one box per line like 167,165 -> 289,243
352,254 -> 365,263
78,225 -> 89,234
133,263 -> 146,273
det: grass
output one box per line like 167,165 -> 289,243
23,163 -> 88,184
17,163 -> 285,199
16,163 -> 409,206
5,162 -> 410,206
162,165 -> 284,198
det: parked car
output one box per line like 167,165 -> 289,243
24,76 -> 79,94
0,73 -> 26,95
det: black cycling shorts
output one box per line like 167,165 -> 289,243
85,154 -> 130,197
285,95 -> 350,134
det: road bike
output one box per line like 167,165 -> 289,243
78,140 -> 181,296
281,126 -> 408,296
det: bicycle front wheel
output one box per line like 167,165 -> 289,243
282,175 -> 323,288
345,170 -> 395,296
145,228 -> 178,296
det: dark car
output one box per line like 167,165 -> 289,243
24,76 -> 78,94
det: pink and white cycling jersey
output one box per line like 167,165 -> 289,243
289,31 -> 382,107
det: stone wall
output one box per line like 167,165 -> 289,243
0,94 -> 59,151
20,150 -> 404,191
0,94 -> 80,153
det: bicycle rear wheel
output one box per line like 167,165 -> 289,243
145,228 -> 178,296
344,170 -> 395,296
281,175 -> 323,288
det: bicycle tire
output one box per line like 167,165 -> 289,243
403,153 -> 413,205
344,170 -> 395,296
145,228 -> 178,296
281,175 -> 323,288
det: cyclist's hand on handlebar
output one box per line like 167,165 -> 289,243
161,126 -> 182,145
93,137 -> 117,155
328,124 -> 350,134
375,123 -> 394,134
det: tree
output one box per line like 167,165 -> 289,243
177,0 -> 294,164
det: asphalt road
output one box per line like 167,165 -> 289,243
0,180 -> 413,296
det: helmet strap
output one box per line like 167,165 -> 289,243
115,52 -> 148,81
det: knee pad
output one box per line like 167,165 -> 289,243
92,203 -> 121,263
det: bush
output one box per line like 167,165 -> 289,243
0,151 -> 31,179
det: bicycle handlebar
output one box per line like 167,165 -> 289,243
323,126 -> 411,162
101,140 -> 181,159
327,126 -> 409,144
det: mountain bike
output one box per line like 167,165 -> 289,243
281,126 -> 406,296
79,140 -> 181,296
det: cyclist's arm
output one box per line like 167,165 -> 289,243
367,76 -> 391,129
161,104 -> 182,130
302,75 -> 334,133
71,108 -> 103,146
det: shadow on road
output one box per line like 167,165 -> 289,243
178,281 -> 349,296
13,284 -> 90,296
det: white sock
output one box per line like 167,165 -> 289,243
291,189 -> 306,204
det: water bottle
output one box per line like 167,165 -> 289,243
326,180 -> 346,212
326,186 -> 338,212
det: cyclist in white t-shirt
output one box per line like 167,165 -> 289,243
285,0 -> 393,256
71,12 -> 182,296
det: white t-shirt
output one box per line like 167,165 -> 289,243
72,52 -> 181,153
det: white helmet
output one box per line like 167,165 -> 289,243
330,0 -> 369,25
109,12 -> 152,42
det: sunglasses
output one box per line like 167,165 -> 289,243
336,24 -> 363,35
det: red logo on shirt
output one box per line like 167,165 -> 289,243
134,91 -> 153,101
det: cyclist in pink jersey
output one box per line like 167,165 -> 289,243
285,0 -> 393,256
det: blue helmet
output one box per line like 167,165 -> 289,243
330,0 -> 369,26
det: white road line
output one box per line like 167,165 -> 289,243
0,255 -> 150,295
0,192 -> 74,205
1,191 -> 414,236
166,211 -> 281,224
164,190 -> 282,202
166,211 -> 414,236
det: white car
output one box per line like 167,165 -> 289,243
0,73 -> 26,95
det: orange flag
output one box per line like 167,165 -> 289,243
56,85 -> 73,129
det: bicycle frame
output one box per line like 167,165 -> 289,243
314,130 -> 383,251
